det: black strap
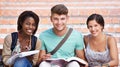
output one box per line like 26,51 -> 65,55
11,32 -> 18,51
11,32 -> 37,51
31,35 -> 37,50
50,28 -> 73,55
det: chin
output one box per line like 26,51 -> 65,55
26,32 -> 32,36
92,34 -> 98,37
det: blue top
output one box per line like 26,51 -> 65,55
39,28 -> 84,59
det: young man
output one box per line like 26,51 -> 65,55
38,4 -> 87,67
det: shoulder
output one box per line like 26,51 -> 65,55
84,34 -> 90,42
107,34 -> 115,41
39,28 -> 52,37
106,34 -> 117,47
106,34 -> 116,43
36,37 -> 41,44
72,29 -> 83,37
3,33 -> 13,48
83,34 -> 90,47
69,29 -> 84,42
107,35 -> 116,41
4,34 -> 12,42
35,37 -> 41,48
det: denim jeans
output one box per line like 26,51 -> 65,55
14,57 -> 32,67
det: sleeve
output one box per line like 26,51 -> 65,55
2,34 -> 12,66
32,38 -> 41,65
76,33 -> 84,50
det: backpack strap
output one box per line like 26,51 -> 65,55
11,32 -> 18,51
11,32 -> 37,51
31,35 -> 37,50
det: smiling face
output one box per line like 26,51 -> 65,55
17,11 -> 39,35
86,14 -> 105,37
22,17 -> 36,36
88,20 -> 103,37
51,13 -> 68,31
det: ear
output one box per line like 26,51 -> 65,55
66,15 -> 69,23
67,15 -> 69,20
101,26 -> 104,31
19,22 -> 23,29
20,22 -> 23,26
67,15 -> 69,19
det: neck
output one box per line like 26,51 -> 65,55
53,27 -> 68,36
18,31 -> 30,39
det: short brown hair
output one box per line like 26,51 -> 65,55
51,4 -> 68,15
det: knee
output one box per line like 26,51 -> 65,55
66,61 -> 80,67
14,57 -> 32,67
39,61 -> 51,67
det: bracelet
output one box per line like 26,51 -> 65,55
102,63 -> 110,67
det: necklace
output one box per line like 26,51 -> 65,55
18,32 -> 31,52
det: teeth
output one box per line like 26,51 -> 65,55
27,30 -> 32,33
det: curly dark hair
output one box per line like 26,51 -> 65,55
17,11 -> 39,34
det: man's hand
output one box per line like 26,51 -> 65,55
41,53 -> 51,61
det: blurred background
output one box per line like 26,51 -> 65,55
0,0 -> 120,64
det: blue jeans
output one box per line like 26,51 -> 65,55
14,57 -> 32,67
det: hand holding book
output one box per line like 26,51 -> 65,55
45,57 -> 88,67
19,50 -> 39,57
6,50 -> 39,65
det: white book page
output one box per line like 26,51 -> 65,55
46,57 -> 87,65
19,50 -> 39,57
6,50 -> 39,65
66,57 -> 87,65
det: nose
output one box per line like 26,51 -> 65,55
29,24 -> 33,29
91,27 -> 95,31
58,19 -> 62,24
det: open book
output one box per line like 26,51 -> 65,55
46,57 -> 87,66
6,50 -> 39,65
18,50 -> 39,57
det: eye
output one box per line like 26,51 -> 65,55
32,23 -> 36,27
88,26 -> 92,28
25,22 -> 30,26
61,18 -> 65,20
94,24 -> 98,27
53,18 -> 58,21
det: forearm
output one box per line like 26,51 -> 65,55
76,50 -> 88,67
2,45 -> 12,65
33,39 -> 41,65
2,56 -> 11,66
76,50 -> 87,61
102,60 -> 119,67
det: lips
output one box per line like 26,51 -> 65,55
92,32 -> 96,34
91,31 -> 96,34
27,30 -> 33,34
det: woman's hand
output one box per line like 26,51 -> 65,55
85,63 -> 88,67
